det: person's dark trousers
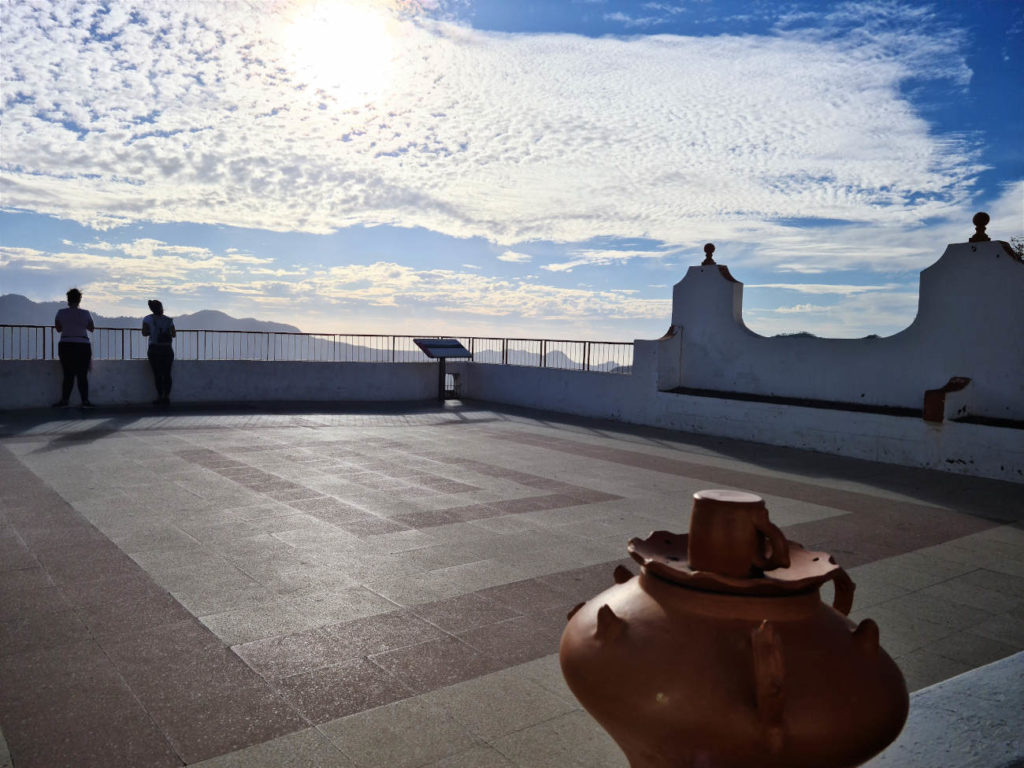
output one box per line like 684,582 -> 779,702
147,346 -> 174,402
58,341 -> 91,403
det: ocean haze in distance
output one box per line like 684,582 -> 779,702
1,0 -> 1021,341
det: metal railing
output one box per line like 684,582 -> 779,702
0,325 -> 634,374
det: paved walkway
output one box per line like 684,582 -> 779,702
1,401 -> 1022,767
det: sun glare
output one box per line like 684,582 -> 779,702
283,1 -> 397,107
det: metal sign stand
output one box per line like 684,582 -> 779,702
413,339 -> 473,401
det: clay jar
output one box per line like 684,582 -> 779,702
559,490 -> 908,768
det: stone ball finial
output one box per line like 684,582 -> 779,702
969,212 -> 991,242
702,243 -> 716,265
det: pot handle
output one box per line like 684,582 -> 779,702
752,514 -> 790,570
830,568 -> 855,616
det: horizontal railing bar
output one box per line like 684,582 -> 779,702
0,325 -> 633,374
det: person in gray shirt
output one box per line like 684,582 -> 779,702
53,288 -> 95,408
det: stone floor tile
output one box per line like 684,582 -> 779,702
361,573 -> 458,606
872,590 -> 995,631
424,559 -> 524,596
188,727 -> 356,768
289,585 -> 400,627
0,583 -> 71,622
456,610 -> 565,666
476,578 -> 576,615
149,685 -> 305,765
275,657 -> 414,724
3,696 -> 182,768
927,629 -> 1021,668
918,576 -> 1022,614
537,560 -> 632,604
0,566 -> 52,598
111,524 -> 201,554
370,635 -> 505,695
894,647 -> 975,692
76,589 -> 196,639
420,745 -> 517,768
171,576 -> 279,616
954,567 -> 1024,598
199,600 -> 322,645
337,516 -> 414,536
968,613 -> 1024,647
489,710 -> 626,768
424,667 -> 578,741
412,592 -> 522,633
849,605 -> 957,658
513,654 -> 579,703
234,626 -> 340,682
318,697 -> 480,768
0,606 -> 92,657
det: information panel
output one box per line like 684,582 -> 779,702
413,338 -> 472,359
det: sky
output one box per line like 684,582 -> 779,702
1,0 -> 1022,341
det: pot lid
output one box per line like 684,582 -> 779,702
628,531 -> 842,596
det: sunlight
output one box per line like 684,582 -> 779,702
283,0 -> 398,107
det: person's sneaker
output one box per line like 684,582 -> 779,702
51,400 -> 69,408
81,401 -> 95,409
152,398 -> 163,406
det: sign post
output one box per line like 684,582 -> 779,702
413,338 -> 473,401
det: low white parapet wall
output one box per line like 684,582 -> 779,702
0,360 -> 438,409
451,360 -> 1024,484
3,358 -> 1021,483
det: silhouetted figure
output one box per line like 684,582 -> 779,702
142,299 -> 176,405
53,288 -> 95,408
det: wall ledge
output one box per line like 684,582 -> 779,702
663,385 -> 921,418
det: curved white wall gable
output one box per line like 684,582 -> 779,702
663,240 -> 1024,421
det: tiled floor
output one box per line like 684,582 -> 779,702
1,401 -> 1022,767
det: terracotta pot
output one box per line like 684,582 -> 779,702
559,489 -> 908,768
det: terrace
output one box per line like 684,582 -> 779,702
1,400 -> 1022,767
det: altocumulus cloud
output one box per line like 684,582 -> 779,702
0,242 -> 669,322
1,0 -> 981,254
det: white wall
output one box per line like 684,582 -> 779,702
662,241 -> 1024,421
451,358 -> 1024,484
0,360 -> 438,409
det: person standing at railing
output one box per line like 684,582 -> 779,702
52,288 -> 95,408
141,299 -> 176,405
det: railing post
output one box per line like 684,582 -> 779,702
541,339 -> 547,368
584,342 -> 590,372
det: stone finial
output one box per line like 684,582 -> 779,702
969,212 -> 991,242
702,243 -> 716,265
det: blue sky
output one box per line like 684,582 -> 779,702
1,0 -> 1021,340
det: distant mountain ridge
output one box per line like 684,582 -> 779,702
0,294 -> 302,333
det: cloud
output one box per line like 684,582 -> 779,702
2,240 -> 670,327
604,12 -> 665,28
498,250 -> 532,263
744,289 -> 921,338
772,303 -> 831,314
0,0 -> 981,261
540,247 -> 677,272
746,283 -> 900,296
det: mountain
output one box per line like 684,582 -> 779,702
0,294 -> 301,333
